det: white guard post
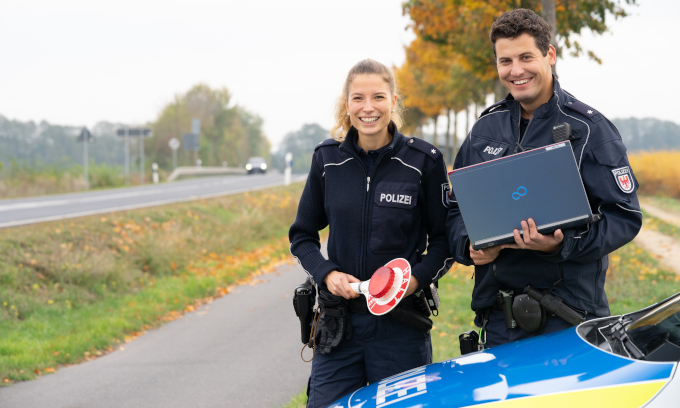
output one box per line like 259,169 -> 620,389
284,152 -> 292,186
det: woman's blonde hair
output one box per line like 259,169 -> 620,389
331,59 -> 404,141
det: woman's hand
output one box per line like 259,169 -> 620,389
405,276 -> 420,297
324,271 -> 361,299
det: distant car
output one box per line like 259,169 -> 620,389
330,291 -> 680,408
245,157 -> 267,174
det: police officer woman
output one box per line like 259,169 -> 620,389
289,59 -> 453,407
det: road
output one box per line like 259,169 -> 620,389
0,173 -> 306,228
0,257 -> 314,407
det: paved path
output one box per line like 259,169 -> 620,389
639,201 -> 680,228
634,228 -> 680,275
635,201 -> 680,274
0,260 -> 313,407
0,173 -> 306,228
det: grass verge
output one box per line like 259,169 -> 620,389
0,182 -> 304,384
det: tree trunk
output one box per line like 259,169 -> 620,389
494,78 -> 506,102
445,108 -> 451,163
432,115 -> 438,148
541,0 -> 559,77
465,105 -> 470,137
453,110 -> 459,162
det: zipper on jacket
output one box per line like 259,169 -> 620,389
340,140 -> 396,280
513,104 -> 535,154
339,144 -> 369,279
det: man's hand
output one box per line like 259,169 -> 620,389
324,271 -> 360,299
469,244 -> 503,265
505,218 -> 564,253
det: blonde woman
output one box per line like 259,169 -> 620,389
289,59 -> 452,407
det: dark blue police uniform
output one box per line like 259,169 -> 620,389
446,78 -> 643,347
290,124 -> 453,407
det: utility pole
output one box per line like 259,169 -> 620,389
78,127 -> 93,190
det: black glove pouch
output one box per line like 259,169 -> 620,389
316,289 -> 353,355
512,294 -> 546,332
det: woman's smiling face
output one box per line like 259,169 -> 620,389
345,74 -> 397,141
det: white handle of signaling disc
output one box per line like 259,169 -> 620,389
350,281 -> 370,295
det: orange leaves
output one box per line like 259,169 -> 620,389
170,261 -> 177,271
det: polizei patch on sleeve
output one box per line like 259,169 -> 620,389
612,166 -> 634,193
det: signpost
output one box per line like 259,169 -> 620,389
182,132 -> 200,166
117,127 -> 152,184
77,127 -> 93,189
169,138 -> 180,169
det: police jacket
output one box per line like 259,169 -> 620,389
289,125 -> 453,290
446,78 -> 642,318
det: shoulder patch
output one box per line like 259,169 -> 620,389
314,138 -> 341,151
479,100 -> 508,118
405,137 -> 440,160
564,100 -> 603,123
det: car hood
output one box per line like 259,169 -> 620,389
330,327 -> 677,408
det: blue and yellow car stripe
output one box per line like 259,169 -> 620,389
337,327 -> 677,408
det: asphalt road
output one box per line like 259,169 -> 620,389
0,257 -> 314,407
0,173 -> 306,228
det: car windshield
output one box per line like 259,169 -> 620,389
626,294 -> 680,357
248,157 -> 265,164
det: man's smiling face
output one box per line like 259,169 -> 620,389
496,33 -> 556,116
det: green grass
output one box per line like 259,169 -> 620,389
282,390 -> 307,408
0,182 -> 305,383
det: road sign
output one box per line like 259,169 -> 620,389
192,119 -> 200,136
169,138 -> 180,150
117,128 -> 152,137
183,133 -> 199,152
77,127 -> 93,142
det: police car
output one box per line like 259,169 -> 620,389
329,291 -> 680,408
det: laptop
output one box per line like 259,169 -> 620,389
448,141 -> 599,250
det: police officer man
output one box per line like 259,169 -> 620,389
446,9 -> 642,347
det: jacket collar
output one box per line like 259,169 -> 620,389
504,75 -> 565,120
340,122 -> 404,156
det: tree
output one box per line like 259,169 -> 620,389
271,123 -> 329,173
150,84 -> 270,170
396,38 -> 492,160
404,0 -> 637,99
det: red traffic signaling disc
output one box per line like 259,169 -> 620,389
368,266 -> 395,298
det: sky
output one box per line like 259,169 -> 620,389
1,0 -> 678,150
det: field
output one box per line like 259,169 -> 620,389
629,151 -> 680,198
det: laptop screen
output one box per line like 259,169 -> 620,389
449,141 -> 593,247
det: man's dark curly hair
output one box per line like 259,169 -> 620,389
490,9 -> 551,58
